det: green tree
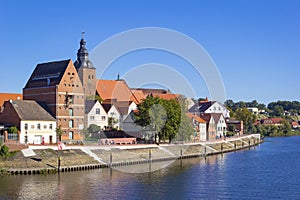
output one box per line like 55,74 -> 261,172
234,108 -> 257,133
7,126 -> 18,133
87,124 -> 101,134
135,96 -> 193,143
273,105 -> 284,117
56,125 -> 63,142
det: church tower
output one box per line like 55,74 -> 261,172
74,32 -> 96,99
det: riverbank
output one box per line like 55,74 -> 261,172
0,134 -> 261,175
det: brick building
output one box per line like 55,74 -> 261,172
23,59 -> 85,142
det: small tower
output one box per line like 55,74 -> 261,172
74,32 -> 96,98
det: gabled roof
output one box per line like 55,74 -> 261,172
85,100 -> 97,114
24,59 -> 72,88
102,100 -> 134,116
186,113 -> 206,123
0,93 -> 22,107
152,93 -> 180,100
96,79 -> 139,103
130,89 -> 146,103
199,113 -> 221,124
3,100 -> 55,121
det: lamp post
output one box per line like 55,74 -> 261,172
25,131 -> 28,144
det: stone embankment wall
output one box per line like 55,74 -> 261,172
4,134 -> 261,175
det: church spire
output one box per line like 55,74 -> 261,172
74,32 -> 94,69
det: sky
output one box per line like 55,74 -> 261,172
0,0 -> 299,104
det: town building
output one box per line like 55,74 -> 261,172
186,113 -> 207,141
0,100 -> 56,144
85,100 -> 108,129
23,59 -> 85,142
189,98 -> 230,118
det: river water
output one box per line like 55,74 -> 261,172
1,136 -> 300,200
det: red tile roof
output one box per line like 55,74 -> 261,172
186,113 -> 206,123
152,93 -> 180,100
0,93 -> 23,108
130,90 -> 146,104
96,79 -> 140,104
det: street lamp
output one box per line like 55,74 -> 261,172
25,131 -> 28,144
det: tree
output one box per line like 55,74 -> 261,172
135,96 -> 193,143
56,125 -> 63,142
7,126 -> 18,133
234,108 -> 257,133
175,114 -> 194,142
87,124 -> 101,134
273,105 -> 284,117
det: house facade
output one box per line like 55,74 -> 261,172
85,100 -> 108,129
189,99 -> 230,118
0,100 -> 56,144
200,114 -> 217,141
186,113 -> 207,141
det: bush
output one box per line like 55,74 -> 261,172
0,145 -> 17,160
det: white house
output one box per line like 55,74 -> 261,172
189,100 -> 230,118
85,100 -> 108,129
0,100 -> 57,144
247,107 -> 259,115
102,104 -> 121,129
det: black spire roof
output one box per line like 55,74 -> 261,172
74,32 -> 94,69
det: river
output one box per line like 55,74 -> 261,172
1,136 -> 300,200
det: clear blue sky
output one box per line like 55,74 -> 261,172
0,0 -> 299,104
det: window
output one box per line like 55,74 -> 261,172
49,124 -> 53,130
96,108 -> 100,114
69,108 -> 73,116
43,125 -> 47,129
37,124 -> 41,130
25,123 -> 28,130
101,116 -> 106,121
31,125 -> 35,129
69,120 -> 73,128
90,116 -> 95,120
68,131 -> 74,140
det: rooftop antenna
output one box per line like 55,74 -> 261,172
117,73 -> 120,81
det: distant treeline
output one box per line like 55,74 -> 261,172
224,100 -> 300,116
223,99 -> 300,137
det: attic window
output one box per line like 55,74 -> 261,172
68,72 -> 70,75
72,73 -> 74,75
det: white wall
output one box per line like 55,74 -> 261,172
20,120 -> 57,144
108,105 -> 121,129
199,123 -> 207,141
87,101 -> 108,129
205,102 -> 230,118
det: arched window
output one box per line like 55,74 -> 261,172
49,124 -> 53,130
25,123 -> 28,130
37,124 -> 41,130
